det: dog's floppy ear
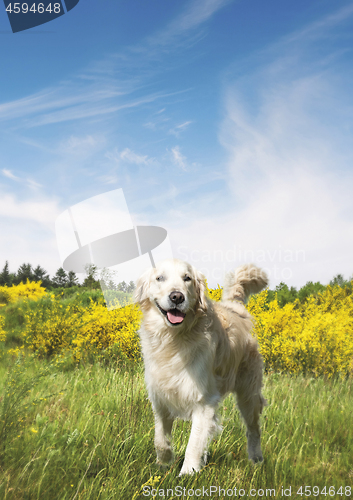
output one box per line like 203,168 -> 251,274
134,267 -> 153,305
193,267 -> 208,314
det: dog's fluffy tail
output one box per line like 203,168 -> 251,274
222,264 -> 269,304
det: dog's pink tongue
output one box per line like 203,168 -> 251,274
167,309 -> 185,324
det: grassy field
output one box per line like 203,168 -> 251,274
0,354 -> 352,500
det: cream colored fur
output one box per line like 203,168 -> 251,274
134,259 -> 268,475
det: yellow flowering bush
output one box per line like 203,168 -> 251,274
20,294 -> 83,357
247,286 -> 353,378
73,302 -> 142,361
17,294 -> 141,361
0,280 -> 46,305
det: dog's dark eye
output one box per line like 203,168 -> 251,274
156,276 -> 164,282
183,276 -> 191,282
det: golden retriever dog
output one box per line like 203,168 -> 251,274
134,259 -> 268,475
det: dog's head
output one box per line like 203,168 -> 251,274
134,259 -> 207,328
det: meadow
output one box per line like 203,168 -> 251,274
0,280 -> 352,499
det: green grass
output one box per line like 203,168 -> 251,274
0,354 -> 352,500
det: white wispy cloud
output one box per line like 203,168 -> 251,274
105,147 -> 155,166
107,0 -> 234,70
2,169 -> 20,181
171,146 -> 187,170
173,0 -> 232,31
285,3 -> 353,45
26,179 -> 43,189
143,110 -> 170,131
120,148 -> 153,165
169,121 -> 192,136
0,68 -> 183,129
65,135 -> 99,150
149,0 -> 233,46
0,86 -> 124,123
2,168 -> 43,189
59,134 -> 106,159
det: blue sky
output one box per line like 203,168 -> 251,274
1,0 -> 353,288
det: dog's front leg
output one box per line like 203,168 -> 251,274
153,404 -> 175,465
179,405 -> 217,476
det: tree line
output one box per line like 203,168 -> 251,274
0,261 -> 136,293
1,260 -> 351,302
267,273 -> 353,307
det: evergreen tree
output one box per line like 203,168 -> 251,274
52,267 -> 69,288
9,272 -> 16,285
15,263 -> 34,284
67,271 -> 79,288
32,265 -> 52,288
82,264 -> 100,289
274,282 -> 298,307
298,281 -> 325,303
0,261 -> 11,286
330,274 -> 345,287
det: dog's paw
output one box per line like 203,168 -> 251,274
156,447 -> 174,465
249,452 -> 263,464
179,461 -> 201,476
247,434 -> 263,464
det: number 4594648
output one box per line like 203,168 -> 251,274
6,3 -> 61,14
296,486 -> 351,496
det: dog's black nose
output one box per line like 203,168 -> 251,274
169,291 -> 185,305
